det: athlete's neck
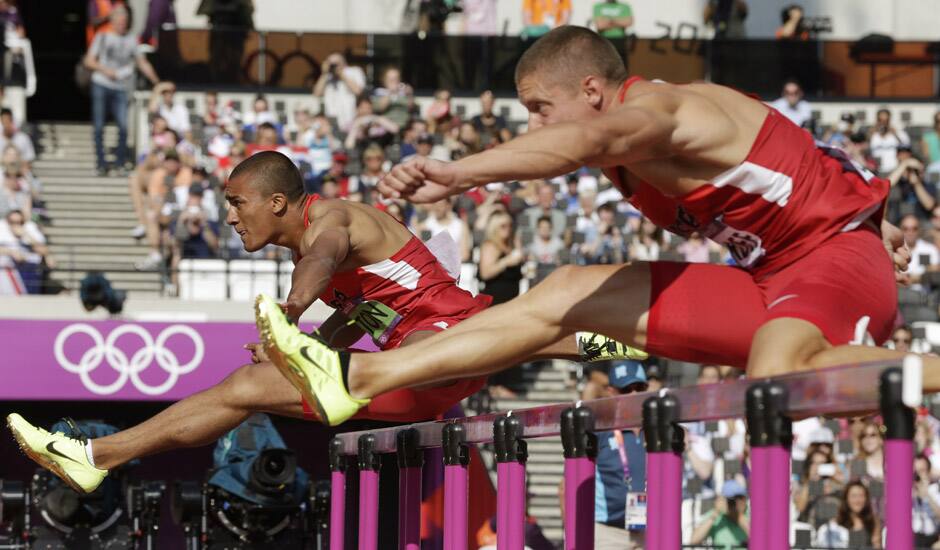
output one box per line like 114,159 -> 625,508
269,201 -> 308,255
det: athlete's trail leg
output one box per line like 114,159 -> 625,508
347,264 -> 652,399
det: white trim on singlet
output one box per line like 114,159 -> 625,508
709,161 -> 793,207
361,259 -> 422,290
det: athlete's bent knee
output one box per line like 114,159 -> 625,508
219,364 -> 263,407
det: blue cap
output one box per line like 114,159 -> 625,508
608,361 -> 646,389
721,479 -> 747,499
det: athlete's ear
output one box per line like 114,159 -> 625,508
582,75 -> 604,110
269,192 -> 289,216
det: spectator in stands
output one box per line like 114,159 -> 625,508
84,5 -> 159,176
914,453 -> 940,548
344,96 -> 399,154
372,67 -> 414,128
419,197 -> 472,262
869,108 -> 911,175
560,361 -> 648,549
576,201 -> 626,265
478,210 -> 523,306
677,232 -> 713,263
347,144 -> 387,203
524,181 -> 566,239
916,417 -> 940,476
426,88 -> 460,136
776,4 -> 808,40
313,52 -> 366,132
901,214 -> 940,286
147,81 -> 191,141
794,446 -> 844,527
86,0 -> 123,47
645,363 -> 665,392
398,119 -> 426,160
528,215 -> 564,266
449,121 -> 483,160
471,90 -> 512,147
854,419 -> 885,482
0,164 -> 28,218
690,479 -> 750,547
559,174 -> 580,215
922,111 -> 940,172
174,184 -> 218,259
0,109 -> 31,169
134,149 -> 191,270
770,79 -> 812,129
461,0 -> 498,35
814,481 -> 882,548
629,217 -> 664,261
288,107 -> 314,147
305,114 -> 340,181
322,151 -> 350,197
521,0 -> 570,38
242,95 -> 279,141
704,0 -> 748,39
0,209 -> 53,293
887,145 -> 935,224
825,113 -> 857,149
890,325 -> 913,352
593,0 -> 633,39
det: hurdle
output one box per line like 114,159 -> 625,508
325,360 -> 921,549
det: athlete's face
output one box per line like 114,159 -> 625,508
224,175 -> 279,252
517,73 -> 603,131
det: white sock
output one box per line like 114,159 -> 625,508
85,440 -> 96,467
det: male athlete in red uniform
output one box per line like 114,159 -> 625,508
7,150 -> 637,493
253,26 -> 937,427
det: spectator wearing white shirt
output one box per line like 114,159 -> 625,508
419,197 -> 472,263
312,52 -> 366,132
0,108 -> 31,167
242,95 -> 280,140
770,79 -> 812,129
147,81 -> 191,141
869,108 -> 910,175
901,214 -> 940,286
0,209 -> 53,293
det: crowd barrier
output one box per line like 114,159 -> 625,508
327,360 -> 924,549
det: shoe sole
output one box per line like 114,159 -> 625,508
254,296 -> 330,424
7,417 -> 89,494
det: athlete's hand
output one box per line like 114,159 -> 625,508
378,156 -> 460,204
244,342 -> 269,364
881,219 -> 911,285
280,300 -> 306,325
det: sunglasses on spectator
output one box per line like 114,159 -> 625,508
619,382 -> 649,395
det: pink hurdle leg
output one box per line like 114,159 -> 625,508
329,438 -> 346,550
397,429 -> 423,550
561,407 -> 596,550
746,381 -> 791,550
357,434 -> 380,550
881,368 -> 915,549
443,423 -> 470,550
494,416 -> 527,550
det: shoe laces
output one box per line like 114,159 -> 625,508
580,334 -> 611,361
56,417 -> 89,444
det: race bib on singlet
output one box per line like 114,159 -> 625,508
345,300 -> 404,347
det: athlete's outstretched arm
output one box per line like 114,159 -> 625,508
283,208 -> 351,322
378,93 -> 681,203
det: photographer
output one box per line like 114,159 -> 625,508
776,4 -> 808,40
887,145 -> 936,224
689,479 -> 750,548
312,52 -> 365,132
794,448 -> 844,527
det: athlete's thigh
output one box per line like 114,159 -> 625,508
644,261 -> 765,368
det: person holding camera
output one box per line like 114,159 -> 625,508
312,52 -> 365,132
689,479 -> 750,548
887,145 -> 936,224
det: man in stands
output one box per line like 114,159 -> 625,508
7,151 -> 640,493
250,26 -> 937,428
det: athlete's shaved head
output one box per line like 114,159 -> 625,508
229,150 -> 305,204
515,26 -> 628,92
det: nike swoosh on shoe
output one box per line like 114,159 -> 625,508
46,441 -> 82,464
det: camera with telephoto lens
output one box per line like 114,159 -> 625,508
173,450 -> 318,549
80,271 -> 126,314
0,480 -> 28,548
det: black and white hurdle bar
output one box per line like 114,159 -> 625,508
326,359 -> 924,549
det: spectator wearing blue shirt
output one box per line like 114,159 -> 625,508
560,360 -> 649,549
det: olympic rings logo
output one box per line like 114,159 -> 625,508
53,324 -> 204,396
